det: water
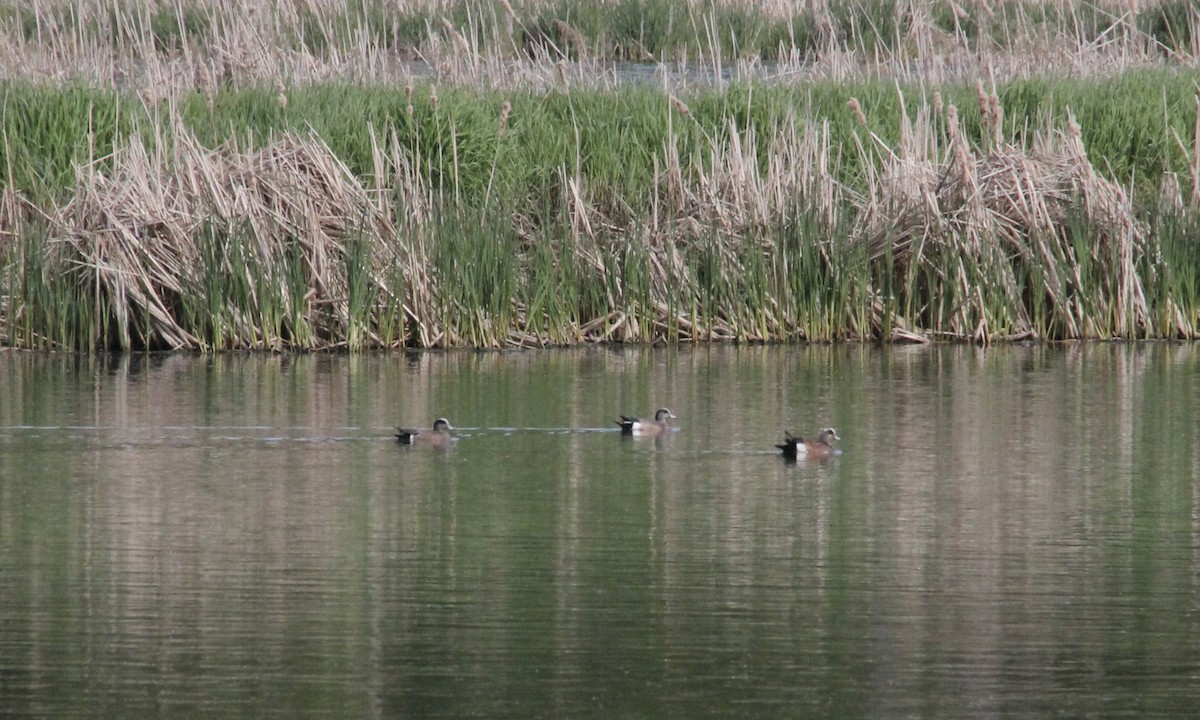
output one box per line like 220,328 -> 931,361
1,344 -> 1198,718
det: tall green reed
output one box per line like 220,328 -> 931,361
429,208 -> 520,347
1147,209 -> 1200,337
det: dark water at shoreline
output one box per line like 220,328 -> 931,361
2,344 -> 1198,717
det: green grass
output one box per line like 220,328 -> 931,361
5,70 -> 1197,206
1148,209 -> 1200,337
0,84 -> 126,204
2,70 -> 1200,350
431,208 -> 521,346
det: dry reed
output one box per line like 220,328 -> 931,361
47,129 -> 426,350
0,0 -> 1193,98
860,109 -> 1163,341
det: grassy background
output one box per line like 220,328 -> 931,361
2,0 -> 1193,62
2,70 -> 1196,209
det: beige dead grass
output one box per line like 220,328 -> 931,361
0,0 -> 1192,97
51,128 -> 440,350
857,95 -> 1174,341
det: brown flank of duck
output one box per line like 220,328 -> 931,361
776,427 -> 841,460
395,417 -> 455,447
615,408 -> 677,436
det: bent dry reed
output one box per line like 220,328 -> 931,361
1,0 -> 1199,350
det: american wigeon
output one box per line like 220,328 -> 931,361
776,427 -> 841,460
395,417 -> 455,447
616,408 -> 677,436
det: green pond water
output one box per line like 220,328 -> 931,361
1,344 -> 1198,718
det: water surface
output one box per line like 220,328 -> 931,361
1,345 -> 1198,717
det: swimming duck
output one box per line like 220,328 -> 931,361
776,428 -> 841,460
395,417 -> 455,447
615,408 -> 677,436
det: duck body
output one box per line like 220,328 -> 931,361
616,408 -> 677,436
395,417 -> 455,447
777,428 -> 841,460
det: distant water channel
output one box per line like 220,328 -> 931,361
2,344 -> 1198,718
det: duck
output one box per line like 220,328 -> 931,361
395,417 -> 455,447
615,408 -> 677,436
776,427 -> 841,460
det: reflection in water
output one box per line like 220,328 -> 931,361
1,345 -> 1198,717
